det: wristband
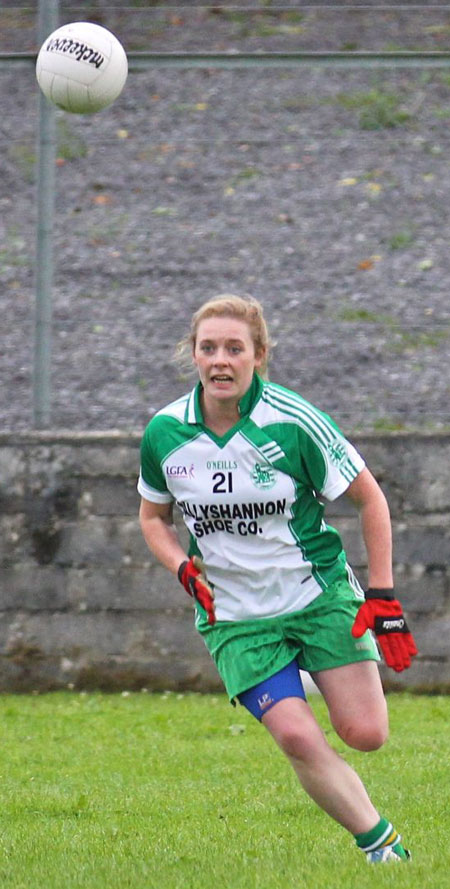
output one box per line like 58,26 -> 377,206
365,588 -> 395,601
177,561 -> 188,585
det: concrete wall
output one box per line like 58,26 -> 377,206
0,431 -> 449,693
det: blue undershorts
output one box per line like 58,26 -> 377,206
237,658 -> 306,721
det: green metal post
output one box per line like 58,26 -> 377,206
34,0 -> 59,428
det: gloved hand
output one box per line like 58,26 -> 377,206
351,589 -> 418,672
178,556 -> 216,626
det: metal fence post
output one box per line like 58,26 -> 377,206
33,0 -> 59,428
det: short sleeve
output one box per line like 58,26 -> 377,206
319,436 -> 365,500
137,421 -> 174,504
298,412 -> 365,501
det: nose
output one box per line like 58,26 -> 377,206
212,347 -> 229,366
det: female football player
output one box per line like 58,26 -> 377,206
138,294 -> 417,862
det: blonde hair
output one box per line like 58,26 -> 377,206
175,294 -> 273,378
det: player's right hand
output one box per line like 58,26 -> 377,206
178,556 -> 216,626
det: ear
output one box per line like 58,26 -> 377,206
254,346 -> 266,370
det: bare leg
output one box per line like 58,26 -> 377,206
311,661 -> 388,751
262,696 -> 380,835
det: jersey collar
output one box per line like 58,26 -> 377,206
185,372 -> 264,426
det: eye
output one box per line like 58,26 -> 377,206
200,343 -> 214,353
230,346 -> 243,354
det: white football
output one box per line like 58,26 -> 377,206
36,21 -> 128,114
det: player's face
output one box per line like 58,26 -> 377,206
193,317 -> 263,406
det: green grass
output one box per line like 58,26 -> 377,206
8,144 -> 36,183
337,90 -> 412,130
387,229 -> 416,250
336,308 -> 396,325
372,418 -> 408,433
218,10 -> 305,39
56,119 -> 88,162
226,167 -> 263,190
0,692 -> 448,889
392,329 -> 449,352
335,306 -> 448,357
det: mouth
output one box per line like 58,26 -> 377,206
210,374 -> 233,384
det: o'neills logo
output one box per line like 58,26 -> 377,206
166,464 -> 195,479
45,37 -> 105,69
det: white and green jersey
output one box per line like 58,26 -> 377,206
138,374 -> 365,622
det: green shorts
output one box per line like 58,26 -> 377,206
198,576 -> 379,701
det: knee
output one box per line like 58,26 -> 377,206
337,720 -> 389,752
272,722 -> 324,762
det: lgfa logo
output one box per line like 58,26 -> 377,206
166,464 -> 195,478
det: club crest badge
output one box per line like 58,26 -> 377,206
326,438 -> 348,468
251,462 -> 277,490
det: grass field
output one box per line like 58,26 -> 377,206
0,691 -> 448,889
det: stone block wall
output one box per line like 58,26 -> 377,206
0,431 -> 449,692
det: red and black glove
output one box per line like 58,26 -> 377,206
351,589 -> 418,672
178,556 -> 216,626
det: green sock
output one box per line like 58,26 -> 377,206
355,817 -> 408,858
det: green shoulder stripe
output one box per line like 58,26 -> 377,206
262,383 -> 340,445
261,383 -> 362,491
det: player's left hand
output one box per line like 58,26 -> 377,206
351,589 -> 418,672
